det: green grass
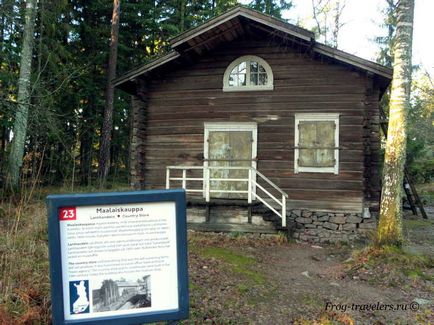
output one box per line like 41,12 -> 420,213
404,269 -> 434,282
299,293 -> 323,307
365,245 -> 433,271
404,219 -> 434,230
347,245 -> 434,288
416,182 -> 434,205
236,283 -> 249,294
200,247 -> 265,285
189,280 -> 200,291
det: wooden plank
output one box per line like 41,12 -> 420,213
286,199 -> 363,212
187,222 -> 277,234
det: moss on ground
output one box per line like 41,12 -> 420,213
200,247 -> 265,285
196,245 -> 283,310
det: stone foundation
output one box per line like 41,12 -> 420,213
289,209 -> 377,243
187,206 -> 275,228
185,203 -> 378,243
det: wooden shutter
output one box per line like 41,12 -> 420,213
316,121 -> 335,167
298,121 -> 316,167
298,120 -> 335,168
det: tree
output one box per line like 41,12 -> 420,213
7,0 -> 38,191
98,0 -> 121,187
375,0 -> 397,136
70,0 -> 112,186
248,0 -> 292,18
377,0 -> 415,246
0,0 -> 21,170
330,0 -> 345,48
311,0 -> 346,47
407,70 -> 434,183
0,0 -> 248,189
376,0 -> 397,68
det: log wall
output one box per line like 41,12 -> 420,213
134,40 -> 382,212
129,89 -> 147,188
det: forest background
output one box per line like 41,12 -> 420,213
0,1 -> 433,323
0,0 -> 432,196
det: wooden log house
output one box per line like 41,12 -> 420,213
114,7 -> 392,243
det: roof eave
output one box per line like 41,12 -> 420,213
112,51 -> 181,89
169,6 -> 314,49
313,43 -> 392,80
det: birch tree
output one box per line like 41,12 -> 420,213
7,0 -> 38,190
98,0 -> 121,187
377,0 -> 415,246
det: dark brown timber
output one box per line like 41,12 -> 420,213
129,39 -> 384,212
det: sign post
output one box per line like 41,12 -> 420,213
47,189 -> 189,325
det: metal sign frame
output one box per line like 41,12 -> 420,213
47,189 -> 189,325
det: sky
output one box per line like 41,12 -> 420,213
243,0 -> 434,76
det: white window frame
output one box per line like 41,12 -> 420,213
294,113 -> 340,174
223,55 -> 274,92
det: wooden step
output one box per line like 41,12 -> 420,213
186,199 -> 284,234
187,222 -> 278,234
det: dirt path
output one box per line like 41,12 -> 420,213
250,244 -> 428,324
186,208 -> 434,324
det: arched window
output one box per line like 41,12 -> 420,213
223,55 -> 274,92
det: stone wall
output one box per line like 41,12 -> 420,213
289,209 -> 377,243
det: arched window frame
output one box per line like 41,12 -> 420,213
223,55 -> 274,92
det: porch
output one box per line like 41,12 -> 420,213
166,165 -> 289,233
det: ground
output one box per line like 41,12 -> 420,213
0,187 -> 433,324
185,210 -> 434,324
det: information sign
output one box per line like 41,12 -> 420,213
47,190 -> 188,324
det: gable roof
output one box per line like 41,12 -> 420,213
169,6 -> 314,47
114,6 -> 392,91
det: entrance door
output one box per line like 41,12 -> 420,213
204,123 -> 257,199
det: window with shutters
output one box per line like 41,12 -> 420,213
294,113 -> 339,174
223,55 -> 274,92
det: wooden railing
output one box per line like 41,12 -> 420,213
166,165 -> 288,227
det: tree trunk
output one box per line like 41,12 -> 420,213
80,99 -> 93,186
377,0 -> 414,246
211,0 -> 216,16
332,0 -> 346,48
7,0 -> 38,191
179,0 -> 185,32
0,2 -> 5,67
98,0 -> 121,188
265,0 -> 272,15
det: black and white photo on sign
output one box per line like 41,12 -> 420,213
92,275 -> 151,312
